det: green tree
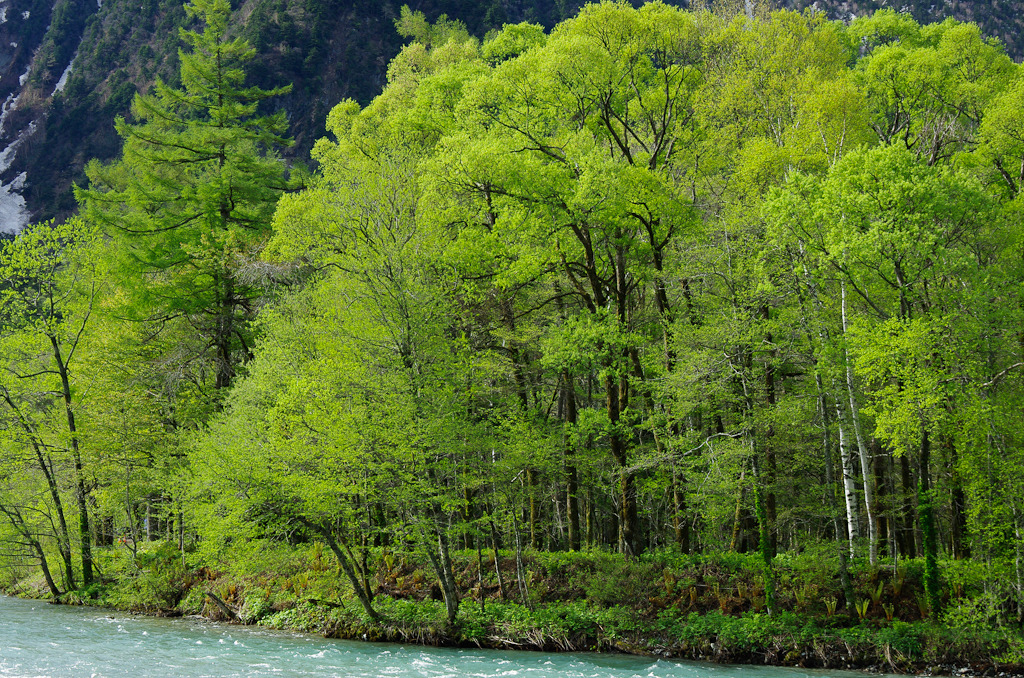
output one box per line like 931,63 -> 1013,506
195,52 -> 484,622
852,11 -> 1015,165
977,69 -> 1024,200
767,144 -> 1000,612
666,7 -> 863,565
76,0 -> 295,394
426,1 -> 710,557
0,219 -> 99,591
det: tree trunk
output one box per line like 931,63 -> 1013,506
51,336 -> 93,587
840,283 -> 877,564
751,454 -> 776,615
834,396 -> 860,556
357,541 -> 374,604
425,527 -> 460,626
730,467 -> 747,552
476,539 -> 486,613
1014,507 -> 1024,622
35,539 -> 61,599
563,371 -> 581,551
2,391 -> 77,590
463,488 -> 474,551
943,434 -> 969,560
214,276 -> 235,390
899,453 -> 917,557
762,305 -> 778,558
585,486 -> 595,547
606,370 -> 638,556
816,377 -> 855,612
304,520 -> 379,621
489,519 -> 508,601
0,503 -> 61,598
672,468 -> 689,553
206,592 -> 238,620
527,467 -> 539,550
872,439 -> 890,558
511,511 -> 531,609
796,273 -> 852,608
918,430 -> 940,615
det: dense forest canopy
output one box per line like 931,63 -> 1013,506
3,0 -> 1024,634
2,0 -> 1020,233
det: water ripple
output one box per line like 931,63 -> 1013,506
1,596 -> 868,678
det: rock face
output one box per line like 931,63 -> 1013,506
0,0 -> 1018,234
788,0 -> 1024,59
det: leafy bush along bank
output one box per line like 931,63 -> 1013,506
6,541 -> 1024,676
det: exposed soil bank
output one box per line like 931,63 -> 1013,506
250,599 -> 1024,678
5,542 -> 1024,677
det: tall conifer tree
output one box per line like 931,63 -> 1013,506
77,0 -> 294,392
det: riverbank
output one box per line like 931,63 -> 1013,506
3,594 -> 705,678
4,540 -> 1024,676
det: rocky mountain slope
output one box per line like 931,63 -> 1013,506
0,0 -> 1019,233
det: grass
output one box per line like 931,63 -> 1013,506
4,539 -> 1024,674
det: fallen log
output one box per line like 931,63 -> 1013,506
205,591 -> 237,621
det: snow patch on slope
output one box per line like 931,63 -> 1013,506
0,122 -> 37,175
0,92 -> 20,136
0,6 -> 92,234
53,53 -> 76,94
0,123 -> 36,234
0,172 -> 28,234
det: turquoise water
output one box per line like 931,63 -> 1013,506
0,595 -> 859,678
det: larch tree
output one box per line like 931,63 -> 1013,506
76,0 -> 296,396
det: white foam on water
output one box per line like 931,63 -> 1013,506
4,595 -> 855,678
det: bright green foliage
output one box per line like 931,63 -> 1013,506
770,144 -> 996,451
425,0 -> 714,557
58,0 -> 300,596
853,12 -> 1016,164
767,137 -> 1019,606
5,2 -> 1024,643
396,5 -> 471,48
194,49 -> 493,620
0,218 -> 99,593
977,69 -> 1024,200
480,22 -> 546,64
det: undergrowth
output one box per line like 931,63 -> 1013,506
5,539 -> 1024,674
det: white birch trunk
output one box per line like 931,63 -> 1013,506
834,395 -> 860,556
1015,507 -> 1023,622
841,282 -> 878,563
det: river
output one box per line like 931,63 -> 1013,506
0,595 -> 863,678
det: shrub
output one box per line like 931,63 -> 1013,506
577,558 -> 661,608
876,621 -> 925,658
